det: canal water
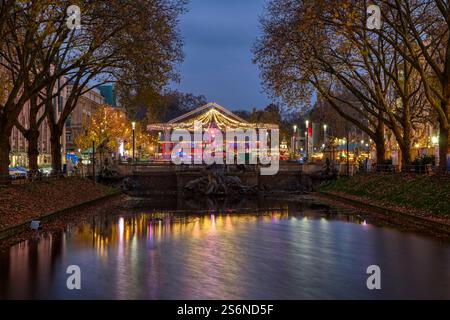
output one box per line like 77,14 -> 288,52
0,197 -> 449,299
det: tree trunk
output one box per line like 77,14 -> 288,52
27,129 -> 40,173
439,123 -> 449,172
401,97 -> 412,168
399,143 -> 411,170
50,132 -> 63,174
375,140 -> 386,165
0,132 -> 11,178
374,119 -> 385,164
401,121 -> 412,168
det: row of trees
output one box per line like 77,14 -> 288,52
75,105 -> 156,159
0,0 -> 185,176
253,0 -> 449,170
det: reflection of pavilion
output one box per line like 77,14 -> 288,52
147,102 -> 278,160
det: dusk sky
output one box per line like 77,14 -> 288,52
172,0 -> 272,111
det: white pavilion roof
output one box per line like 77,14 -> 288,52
147,102 -> 278,131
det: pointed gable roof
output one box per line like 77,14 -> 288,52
167,102 -> 248,124
147,102 -> 278,131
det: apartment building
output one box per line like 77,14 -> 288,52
65,88 -> 105,153
9,79 -> 69,167
9,84 -> 107,167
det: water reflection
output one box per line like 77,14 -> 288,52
1,199 -> 450,299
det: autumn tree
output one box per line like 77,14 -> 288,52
372,0 -> 449,170
0,1 -> 71,176
309,96 -> 363,141
75,105 -> 129,153
253,0 -> 387,162
253,0 -> 433,166
146,91 -> 208,123
76,105 -> 156,159
43,0 -> 185,173
0,0 -> 185,176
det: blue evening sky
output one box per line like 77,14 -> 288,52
171,0 -> 272,111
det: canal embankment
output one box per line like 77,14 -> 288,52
0,178 -> 121,240
318,173 -> 450,234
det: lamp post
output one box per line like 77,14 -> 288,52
293,125 -> 297,157
132,121 -> 136,163
92,140 -> 95,185
305,120 -> 309,160
323,124 -> 327,146
304,131 -> 308,159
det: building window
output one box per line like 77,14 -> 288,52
66,132 -> 72,143
66,114 -> 72,127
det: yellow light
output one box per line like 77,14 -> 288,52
431,136 -> 438,144
132,122 -> 136,130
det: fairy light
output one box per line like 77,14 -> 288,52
148,106 -> 278,131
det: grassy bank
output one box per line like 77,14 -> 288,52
320,173 -> 450,217
0,178 -> 119,230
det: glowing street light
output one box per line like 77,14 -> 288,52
132,121 -> 136,161
293,125 -> 299,156
305,121 -> 310,160
304,130 -> 308,159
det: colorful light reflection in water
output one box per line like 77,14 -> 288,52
0,202 -> 450,299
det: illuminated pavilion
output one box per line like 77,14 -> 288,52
147,102 -> 279,160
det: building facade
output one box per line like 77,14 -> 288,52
9,84 -> 106,167
9,79 -> 69,167
65,88 -> 105,153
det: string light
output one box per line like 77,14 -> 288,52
148,104 -> 278,131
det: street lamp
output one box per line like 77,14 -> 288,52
431,136 -> 438,145
304,130 -> 308,160
292,125 -> 298,158
132,121 -> 136,162
323,124 -> 327,145
305,120 -> 310,160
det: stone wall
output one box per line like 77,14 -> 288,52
127,170 -> 314,195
